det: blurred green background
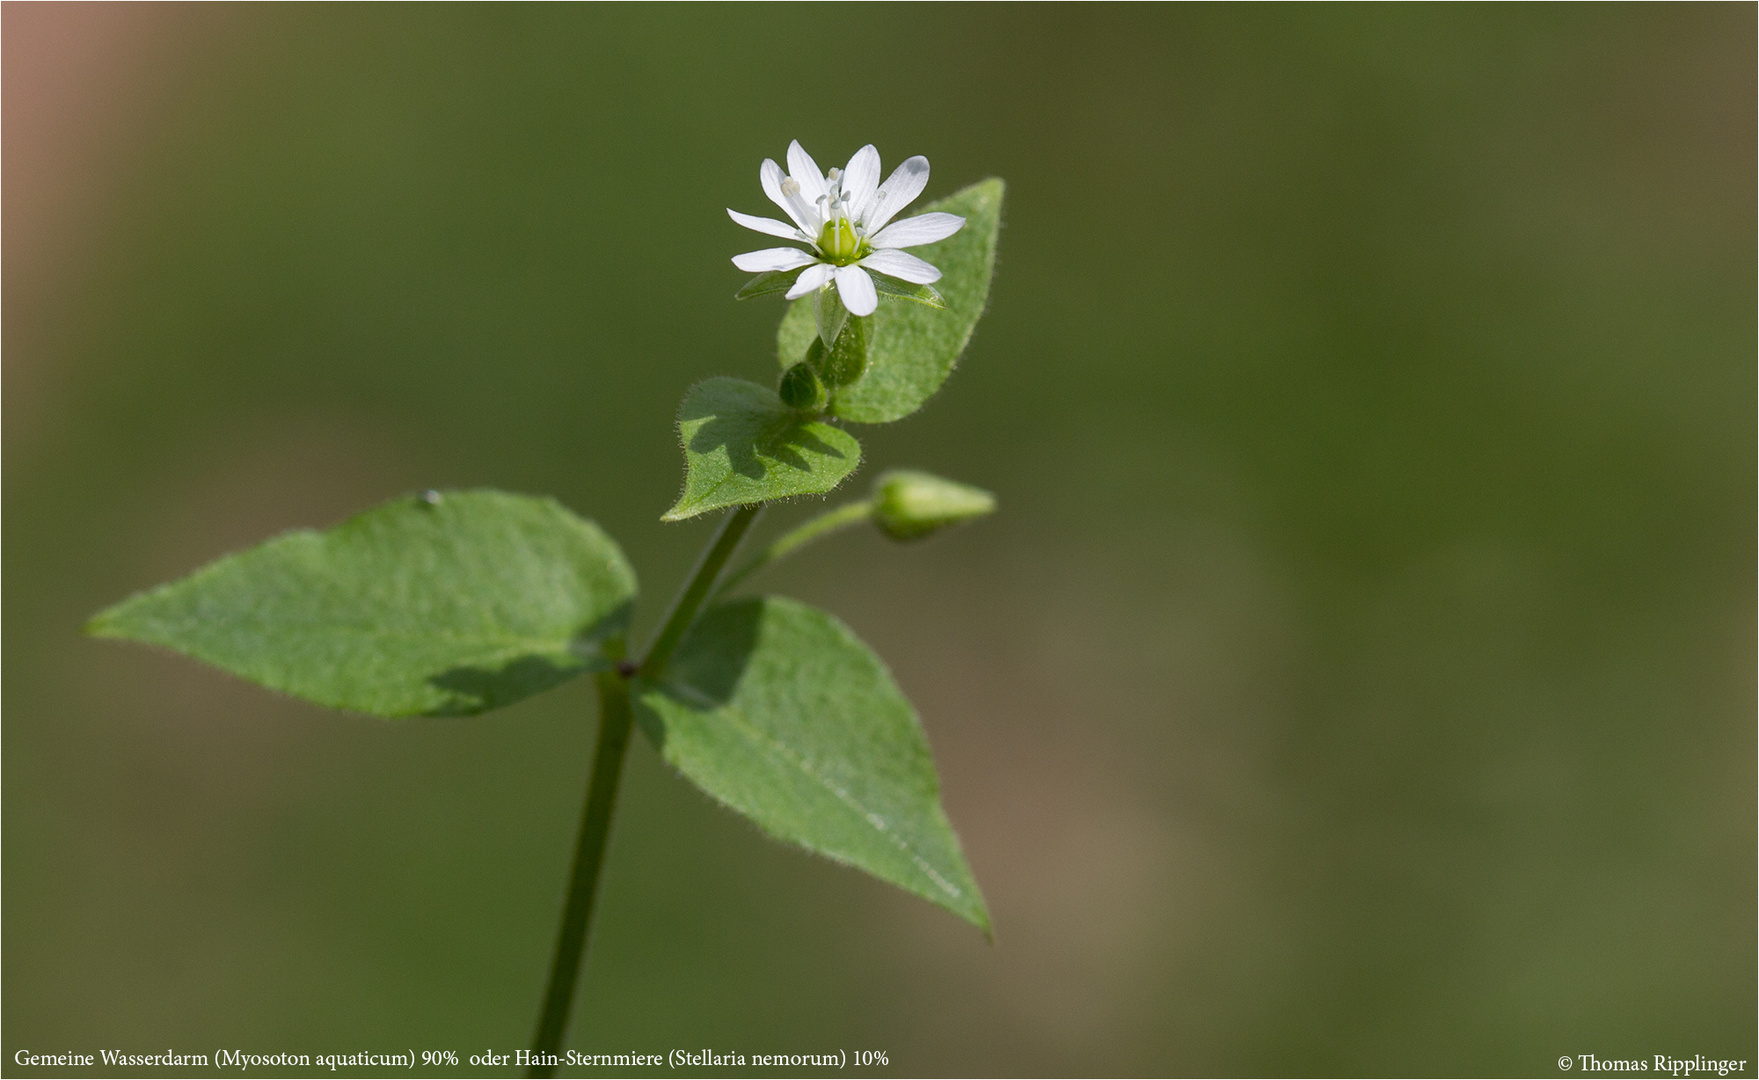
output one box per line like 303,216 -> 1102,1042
5,5 -> 1753,1076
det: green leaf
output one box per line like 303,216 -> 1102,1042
634,597 -> 989,931
86,490 -> 638,717
736,269 -> 803,301
664,377 -> 862,522
778,178 -> 1003,424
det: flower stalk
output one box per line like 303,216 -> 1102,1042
527,656 -> 632,1078
528,504 -> 762,1075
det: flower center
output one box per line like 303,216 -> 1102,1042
817,217 -> 864,265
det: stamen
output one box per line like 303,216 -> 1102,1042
779,176 -> 823,232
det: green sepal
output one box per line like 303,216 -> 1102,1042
811,315 -> 869,389
86,491 -> 638,717
664,377 -> 862,522
814,284 -> 850,348
633,596 -> 990,931
736,269 -> 804,301
778,179 -> 1004,424
869,274 -> 946,309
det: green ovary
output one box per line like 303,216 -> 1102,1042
817,218 -> 865,264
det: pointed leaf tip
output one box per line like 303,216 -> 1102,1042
634,597 -> 989,930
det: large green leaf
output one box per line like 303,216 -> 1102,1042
87,490 -> 637,717
633,597 -> 989,931
664,377 -> 862,522
778,179 -> 1004,424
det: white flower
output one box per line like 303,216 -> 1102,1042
728,141 -> 965,318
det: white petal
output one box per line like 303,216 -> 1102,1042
787,140 -> 828,206
732,247 -> 817,273
761,158 -> 814,231
871,212 -> 965,250
864,155 -> 930,232
727,208 -> 802,240
842,145 -> 881,222
860,248 -> 942,285
785,262 -> 834,299
833,264 -> 878,316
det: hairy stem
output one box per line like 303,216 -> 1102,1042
528,657 -> 632,1077
528,505 -> 761,1074
715,499 -> 874,598
639,503 -> 762,679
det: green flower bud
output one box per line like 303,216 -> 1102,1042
778,361 -> 827,413
872,470 -> 997,542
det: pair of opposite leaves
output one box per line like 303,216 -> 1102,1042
88,180 -> 1003,931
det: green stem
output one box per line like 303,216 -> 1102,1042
528,657 -> 632,1077
639,504 -> 762,679
715,499 -> 874,598
527,505 -> 761,1075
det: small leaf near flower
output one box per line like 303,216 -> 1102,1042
664,378 -> 862,521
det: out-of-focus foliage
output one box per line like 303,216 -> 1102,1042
871,471 -> 997,543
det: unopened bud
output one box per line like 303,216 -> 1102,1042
872,470 -> 997,541
778,362 -> 827,413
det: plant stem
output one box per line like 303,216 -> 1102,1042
715,498 -> 874,598
528,505 -> 761,1075
528,660 -> 632,1077
639,503 -> 762,679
